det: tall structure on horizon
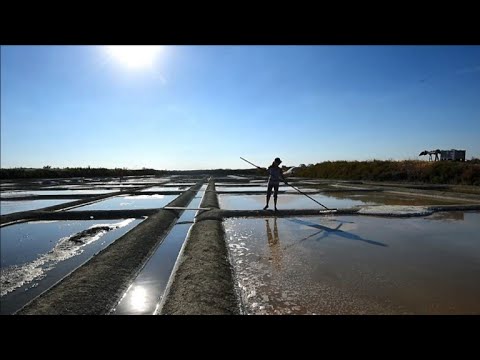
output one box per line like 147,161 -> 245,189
419,149 -> 466,161
440,149 -> 466,161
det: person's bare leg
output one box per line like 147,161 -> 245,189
264,183 -> 273,210
273,183 -> 279,211
264,194 -> 271,210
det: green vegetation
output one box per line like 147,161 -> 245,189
294,160 -> 480,185
0,167 -> 158,180
2,161 -> 479,185
0,167 -> 259,180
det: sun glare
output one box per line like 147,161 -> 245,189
106,45 -> 162,69
129,285 -> 148,312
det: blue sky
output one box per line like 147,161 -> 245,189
1,45 -> 479,170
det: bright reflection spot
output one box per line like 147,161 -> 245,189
106,45 -> 162,69
129,285 -> 148,312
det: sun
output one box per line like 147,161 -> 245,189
105,45 -> 162,69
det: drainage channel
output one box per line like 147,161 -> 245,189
110,184 -> 208,315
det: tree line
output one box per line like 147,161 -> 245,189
293,160 -> 480,185
2,161 -> 479,185
0,167 -> 259,179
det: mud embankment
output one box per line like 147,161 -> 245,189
159,179 -> 239,315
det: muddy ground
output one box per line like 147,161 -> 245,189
159,180 -> 238,314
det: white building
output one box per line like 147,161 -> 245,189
440,149 -> 466,161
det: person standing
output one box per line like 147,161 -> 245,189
263,157 -> 287,211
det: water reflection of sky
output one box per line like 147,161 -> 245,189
140,186 -> 183,192
69,194 -> 177,211
112,194 -> 205,315
216,186 -> 289,192
219,194 -> 370,210
224,212 -> 480,314
0,218 -> 143,314
112,223 -> 192,315
1,199 -> 74,215
219,191 -> 461,210
1,189 -> 115,198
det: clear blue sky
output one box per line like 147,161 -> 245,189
1,45 -> 479,170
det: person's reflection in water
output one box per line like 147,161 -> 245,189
265,217 -> 283,270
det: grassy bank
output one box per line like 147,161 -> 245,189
0,167 -> 159,180
0,167 -> 259,180
3,161 -> 479,185
294,160 -> 480,186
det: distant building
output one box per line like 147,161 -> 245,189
440,149 -> 466,161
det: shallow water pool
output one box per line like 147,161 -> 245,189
1,199 -> 76,215
0,218 -> 143,314
68,194 -> 177,211
224,212 -> 480,314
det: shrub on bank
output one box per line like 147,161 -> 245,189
294,160 -> 480,185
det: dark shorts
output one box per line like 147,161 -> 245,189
267,181 -> 280,196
